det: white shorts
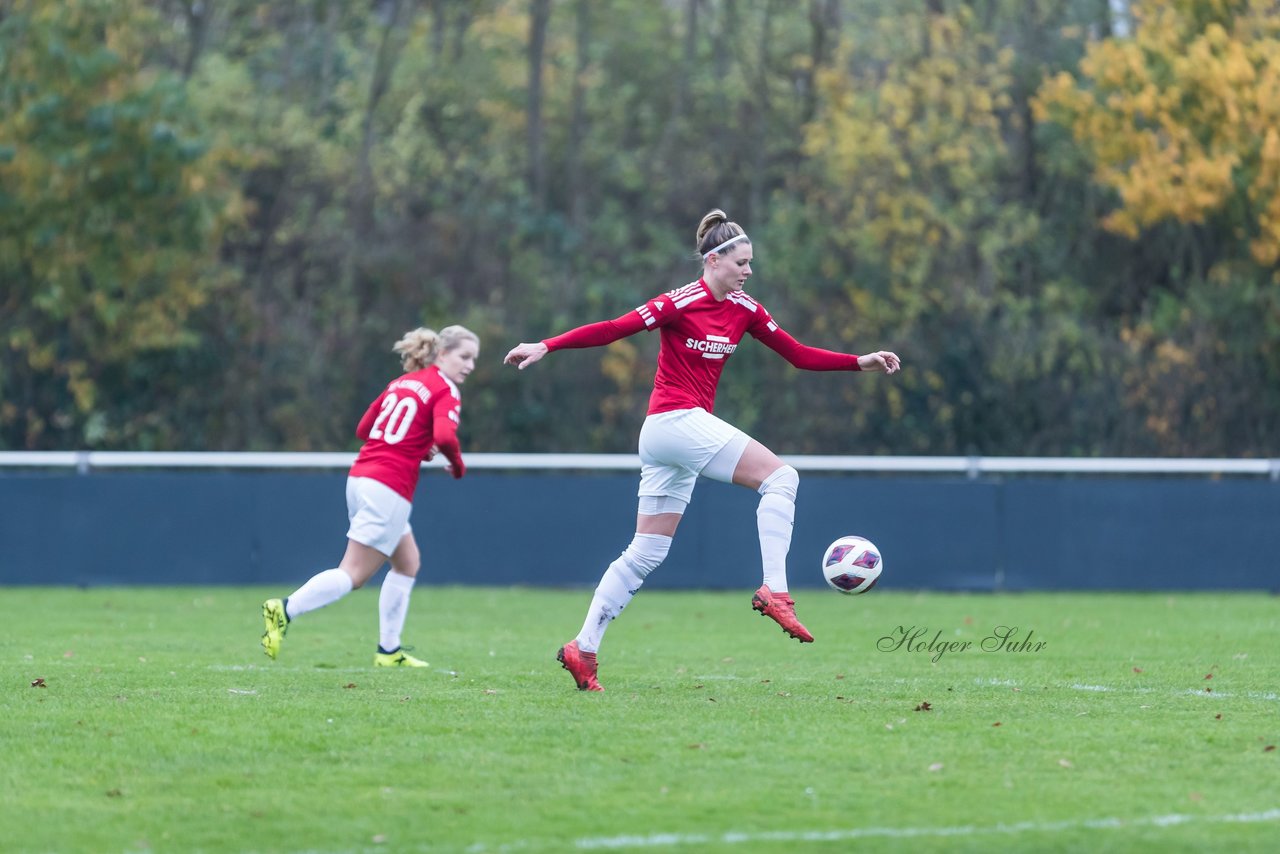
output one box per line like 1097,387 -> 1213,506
345,476 -> 413,557
636,408 -> 750,509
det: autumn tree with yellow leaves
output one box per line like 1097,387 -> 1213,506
1036,0 -> 1280,453
1037,0 -> 1280,267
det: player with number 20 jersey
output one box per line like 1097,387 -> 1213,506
350,364 -> 465,501
261,325 -> 478,670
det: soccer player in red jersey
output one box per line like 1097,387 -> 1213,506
261,325 -> 479,667
505,209 -> 901,691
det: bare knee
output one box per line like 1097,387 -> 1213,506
339,540 -> 389,589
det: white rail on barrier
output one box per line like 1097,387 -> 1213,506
0,451 -> 1277,478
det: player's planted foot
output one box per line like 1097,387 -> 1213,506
751,585 -> 814,643
374,647 -> 429,667
557,640 -> 603,691
261,598 -> 288,659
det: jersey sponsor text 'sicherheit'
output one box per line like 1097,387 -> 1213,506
349,365 -> 462,501
543,279 -> 860,415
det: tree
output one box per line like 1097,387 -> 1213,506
1035,0 -> 1280,454
0,0 -> 234,448
1035,0 -> 1280,267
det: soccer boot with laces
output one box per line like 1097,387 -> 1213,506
374,648 -> 430,667
751,585 -> 815,643
261,598 -> 288,660
557,640 -> 603,691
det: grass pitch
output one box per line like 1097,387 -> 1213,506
3,586 -> 1278,853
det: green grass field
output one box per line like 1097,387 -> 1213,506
3,586 -> 1277,853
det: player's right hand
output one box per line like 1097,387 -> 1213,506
503,342 -> 548,370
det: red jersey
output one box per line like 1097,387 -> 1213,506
349,365 -> 462,501
543,278 -> 862,415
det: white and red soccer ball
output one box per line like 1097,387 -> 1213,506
821,535 -> 883,594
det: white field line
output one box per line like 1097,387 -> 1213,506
974,677 -> 1279,703
462,809 -> 1280,852
563,809 -> 1280,850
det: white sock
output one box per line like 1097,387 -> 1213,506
576,533 -> 671,653
284,568 -> 353,620
378,570 -> 416,652
757,466 -> 799,593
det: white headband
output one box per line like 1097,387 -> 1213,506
702,232 -> 749,259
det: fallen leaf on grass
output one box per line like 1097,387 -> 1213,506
1265,745 -> 1276,752
914,701 -> 932,712
1132,667 -> 1143,673
687,743 -> 705,750
344,683 -> 357,689
1215,714 -> 1222,720
30,678 -> 46,688
992,722 -> 1002,727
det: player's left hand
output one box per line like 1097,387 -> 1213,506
858,351 -> 901,373
448,457 -> 466,479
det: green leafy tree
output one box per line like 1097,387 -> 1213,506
0,0 -> 233,448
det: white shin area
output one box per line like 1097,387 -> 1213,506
284,568 -> 354,620
575,532 -> 672,653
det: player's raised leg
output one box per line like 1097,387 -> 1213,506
732,441 -> 813,642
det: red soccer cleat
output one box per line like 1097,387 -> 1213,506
752,585 -> 815,643
557,640 -> 603,691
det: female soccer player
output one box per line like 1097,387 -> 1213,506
504,209 -> 900,691
261,325 -> 479,667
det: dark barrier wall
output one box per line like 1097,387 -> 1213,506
0,470 -> 1277,590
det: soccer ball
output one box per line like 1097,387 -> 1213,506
821,535 -> 883,594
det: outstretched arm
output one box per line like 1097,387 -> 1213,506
757,326 -> 900,374
504,312 -> 647,370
